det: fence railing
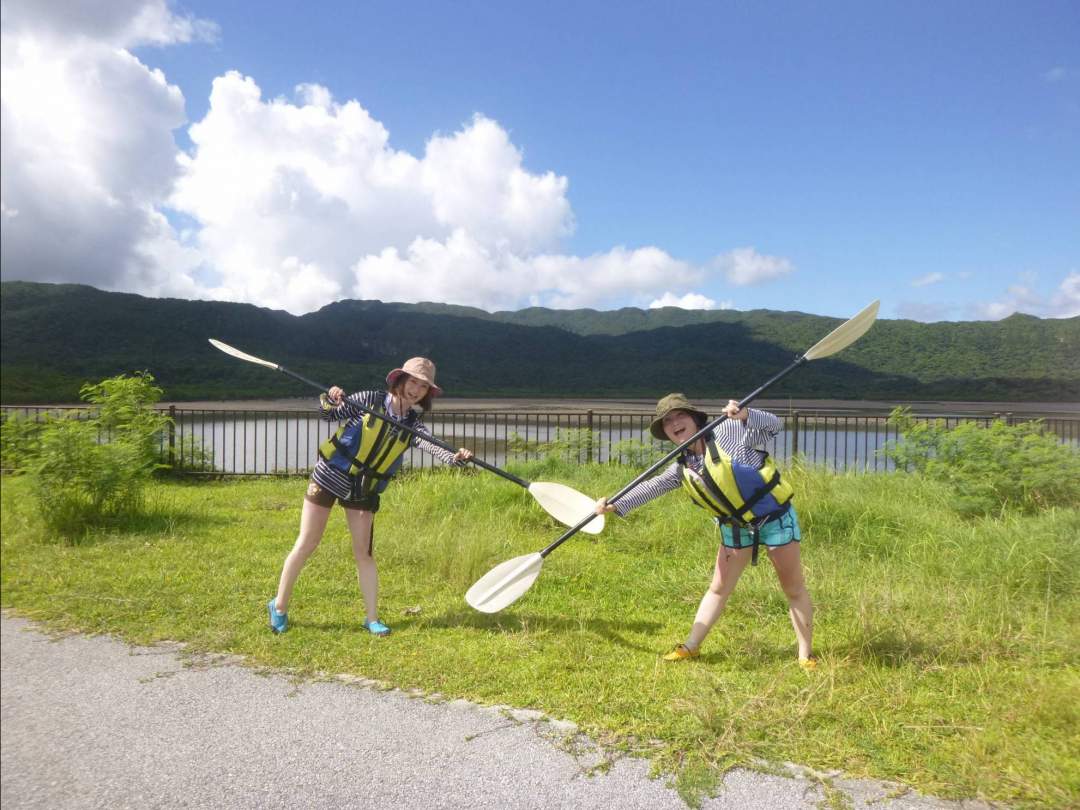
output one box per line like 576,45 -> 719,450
2,405 -> 1077,477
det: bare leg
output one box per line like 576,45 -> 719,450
685,545 -> 754,650
344,508 -> 378,622
767,542 -> 814,659
274,498 -> 332,613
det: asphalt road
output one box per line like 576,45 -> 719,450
1,615 -> 985,810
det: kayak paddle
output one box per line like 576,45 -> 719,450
465,300 -> 880,613
208,339 -> 604,534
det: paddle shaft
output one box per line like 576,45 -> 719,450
255,361 -> 532,489
539,355 -> 808,558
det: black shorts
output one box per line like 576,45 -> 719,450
304,482 -> 380,513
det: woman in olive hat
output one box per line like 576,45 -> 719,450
268,357 -> 473,637
597,394 -> 814,669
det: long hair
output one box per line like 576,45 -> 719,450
389,376 -> 435,412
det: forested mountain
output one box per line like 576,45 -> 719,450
2,281 -> 1078,403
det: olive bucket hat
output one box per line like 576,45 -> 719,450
649,393 -> 709,441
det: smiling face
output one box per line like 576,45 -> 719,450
397,374 -> 431,408
662,409 -> 700,444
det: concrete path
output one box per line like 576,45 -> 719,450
1,615 -> 985,810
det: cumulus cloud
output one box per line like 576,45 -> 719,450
711,247 -> 794,286
966,273 -> 1080,320
0,0 -> 210,293
912,272 -> 946,287
649,292 -> 730,310
1,0 -> 218,47
352,237 -> 700,311
1,0 -> 796,315
169,73 -> 583,312
1046,272 -> 1080,317
170,72 -> 722,312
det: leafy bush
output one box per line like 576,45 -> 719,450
507,427 -> 600,463
0,412 -> 46,471
882,406 -> 1080,515
609,437 -> 659,466
29,372 -> 171,538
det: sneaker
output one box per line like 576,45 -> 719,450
662,643 -> 700,661
363,619 -> 392,637
267,599 -> 288,634
798,655 -> 818,671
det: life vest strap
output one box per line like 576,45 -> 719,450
729,524 -> 763,566
696,442 -> 746,518
327,433 -> 394,480
367,425 -> 409,475
724,502 -> 791,566
703,439 -> 783,522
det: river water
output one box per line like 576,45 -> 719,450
154,401 -> 1078,476
5,399 -> 1076,476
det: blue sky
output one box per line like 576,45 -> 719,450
2,0 -> 1077,320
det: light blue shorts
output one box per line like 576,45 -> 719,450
719,505 -> 801,550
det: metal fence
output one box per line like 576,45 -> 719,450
3,405 -> 1077,476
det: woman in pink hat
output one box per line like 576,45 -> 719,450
267,357 -> 472,637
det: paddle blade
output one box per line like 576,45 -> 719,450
208,339 -> 279,370
527,482 -> 605,535
803,300 -> 880,361
465,553 -> 545,613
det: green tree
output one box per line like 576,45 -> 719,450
29,372 -> 171,538
883,407 -> 1080,515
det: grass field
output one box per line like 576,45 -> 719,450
2,462 -> 1078,807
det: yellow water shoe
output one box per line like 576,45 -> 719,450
662,644 -> 700,661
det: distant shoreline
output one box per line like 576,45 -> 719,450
135,397 -> 1080,417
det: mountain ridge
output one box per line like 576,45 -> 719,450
2,281 -> 1077,403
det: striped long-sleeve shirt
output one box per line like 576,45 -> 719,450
612,408 -> 783,517
310,390 -> 463,500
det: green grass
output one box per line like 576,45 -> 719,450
2,462 -> 1078,808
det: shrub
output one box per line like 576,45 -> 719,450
29,372 -> 172,537
882,406 -> 1080,515
507,427 -> 600,463
0,412 -> 45,472
609,437 -> 659,466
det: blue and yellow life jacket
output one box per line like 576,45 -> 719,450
318,397 -> 412,495
678,436 -> 794,526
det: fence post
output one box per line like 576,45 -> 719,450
790,411 -> 800,459
586,410 -> 594,464
168,405 -> 176,469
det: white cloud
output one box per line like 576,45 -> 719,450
1047,272 -> 1080,317
0,0 -> 794,315
649,292 -> 729,310
0,0 -> 210,294
1042,66 -> 1074,83
966,273 -> 1080,320
421,115 -> 573,254
911,272 -> 945,287
1,0 -> 218,48
352,235 -> 699,311
711,247 -> 794,286
171,72 -> 721,313
168,73 -> 585,312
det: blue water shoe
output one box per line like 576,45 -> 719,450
268,598 -> 288,634
363,619 -> 391,637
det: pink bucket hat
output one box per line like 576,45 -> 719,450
386,357 -> 444,396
